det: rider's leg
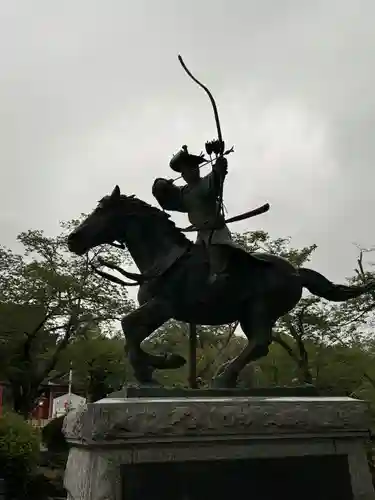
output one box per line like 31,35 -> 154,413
197,227 -> 231,286
208,245 -> 230,285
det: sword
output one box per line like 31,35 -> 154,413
180,203 -> 270,232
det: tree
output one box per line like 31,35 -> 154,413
57,329 -> 128,402
232,230 -> 319,383
272,248 -> 375,387
0,222 -> 133,416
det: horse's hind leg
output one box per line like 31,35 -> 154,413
121,298 -> 185,385
212,302 -> 274,388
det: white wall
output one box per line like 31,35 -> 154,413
52,393 -> 86,418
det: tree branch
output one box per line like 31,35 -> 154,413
36,316 -> 75,385
272,333 -> 299,362
283,314 -> 300,340
197,321 -> 239,378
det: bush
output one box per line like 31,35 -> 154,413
0,412 -> 40,498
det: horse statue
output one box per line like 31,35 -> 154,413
67,186 -> 375,388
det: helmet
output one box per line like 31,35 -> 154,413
169,145 -> 206,172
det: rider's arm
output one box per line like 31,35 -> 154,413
205,157 -> 228,194
152,178 -> 187,212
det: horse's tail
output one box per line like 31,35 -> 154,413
299,267 -> 375,302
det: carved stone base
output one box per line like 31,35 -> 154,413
63,396 -> 375,500
109,384 -> 319,398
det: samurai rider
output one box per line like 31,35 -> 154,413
152,145 -> 231,287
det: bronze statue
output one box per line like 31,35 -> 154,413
67,185 -> 375,387
66,56 -> 375,388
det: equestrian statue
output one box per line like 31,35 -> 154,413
67,56 -> 375,388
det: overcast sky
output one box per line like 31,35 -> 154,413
1,1 -> 375,283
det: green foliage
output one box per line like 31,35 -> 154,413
57,330 -> 127,401
0,220 -> 134,416
233,230 -> 317,266
0,412 -> 40,496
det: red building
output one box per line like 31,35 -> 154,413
0,374 -> 85,420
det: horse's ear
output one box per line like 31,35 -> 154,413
110,185 -> 121,200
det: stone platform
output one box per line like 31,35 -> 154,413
63,395 -> 375,500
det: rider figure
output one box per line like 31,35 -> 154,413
152,145 -> 231,287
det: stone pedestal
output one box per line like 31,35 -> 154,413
63,396 -> 375,500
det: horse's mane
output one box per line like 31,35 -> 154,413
120,194 -> 190,246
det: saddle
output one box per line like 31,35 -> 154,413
214,241 -> 273,267
143,242 -> 272,283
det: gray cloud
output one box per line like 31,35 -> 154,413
1,0 -> 375,282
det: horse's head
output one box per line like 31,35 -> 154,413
68,185 -> 189,261
67,185 -> 126,255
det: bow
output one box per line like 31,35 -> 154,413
178,55 -> 224,147
178,55 -> 231,244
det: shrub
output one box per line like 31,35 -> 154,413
0,412 -> 40,498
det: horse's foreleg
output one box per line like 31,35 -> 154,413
121,299 -> 185,385
212,303 -> 274,388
